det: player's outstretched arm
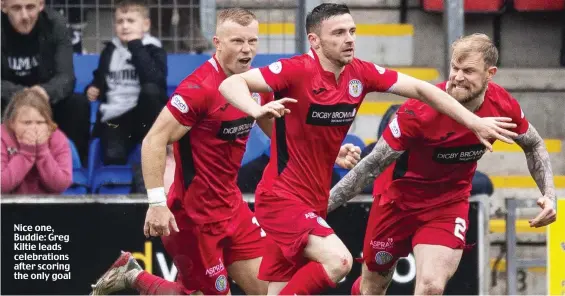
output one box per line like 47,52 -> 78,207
514,124 -> 557,227
141,108 -> 189,237
389,73 -> 518,151
219,69 -> 296,119
328,138 -> 404,212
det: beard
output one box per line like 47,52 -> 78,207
448,79 -> 488,105
320,40 -> 352,67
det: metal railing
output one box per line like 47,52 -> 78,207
505,197 -> 548,295
45,0 -> 299,54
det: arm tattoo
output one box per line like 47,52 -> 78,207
514,124 -> 556,199
328,138 -> 404,212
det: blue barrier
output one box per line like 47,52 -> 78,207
73,53 -> 300,94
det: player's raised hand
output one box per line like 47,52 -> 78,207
252,97 -> 297,119
143,205 -> 179,237
529,196 -> 557,228
469,117 -> 518,151
335,143 -> 362,169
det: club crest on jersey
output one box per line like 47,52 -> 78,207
171,94 -> 188,113
348,79 -> 363,97
215,275 -> 228,292
389,118 -> 401,138
375,251 -> 393,265
251,92 -> 261,104
374,64 -> 386,74
269,61 -> 282,74
317,216 -> 331,229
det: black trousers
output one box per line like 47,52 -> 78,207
1,93 -> 91,165
95,83 -> 167,165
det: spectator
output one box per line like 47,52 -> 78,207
1,0 -> 90,165
86,0 -> 167,165
1,89 -> 72,194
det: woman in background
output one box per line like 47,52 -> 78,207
1,89 -> 72,194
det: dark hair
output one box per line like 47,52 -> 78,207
306,3 -> 350,34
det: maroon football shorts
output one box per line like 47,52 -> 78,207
255,192 -> 335,282
161,202 -> 265,294
361,196 -> 470,272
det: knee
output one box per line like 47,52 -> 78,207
325,251 -> 353,280
416,276 -> 445,295
360,279 -> 387,296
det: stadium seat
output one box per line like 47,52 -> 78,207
63,139 -> 89,194
513,0 -> 564,11
166,54 -> 211,95
88,138 -> 142,194
422,0 -> 505,12
73,54 -> 99,93
241,125 -> 271,166
74,53 -> 300,97
252,54 -> 296,68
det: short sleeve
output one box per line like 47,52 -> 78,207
360,61 -> 399,93
258,58 -> 303,93
506,95 -> 529,135
166,82 -> 209,127
382,101 -> 422,151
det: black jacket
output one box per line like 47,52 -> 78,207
88,38 -> 167,103
1,8 -> 75,105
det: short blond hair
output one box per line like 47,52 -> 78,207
115,0 -> 149,19
452,33 -> 498,68
217,8 -> 256,27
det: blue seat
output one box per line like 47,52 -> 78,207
63,139 -> 89,194
334,134 -> 367,179
73,54 -> 100,93
73,53 -> 300,97
88,138 -> 142,194
241,125 -> 271,166
252,54 -> 296,68
166,54 -> 211,95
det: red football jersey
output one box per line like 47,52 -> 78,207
166,56 -> 271,224
257,49 -> 398,211
375,81 -> 529,209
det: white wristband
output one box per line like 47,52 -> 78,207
147,187 -> 167,206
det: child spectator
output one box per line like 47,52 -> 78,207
86,0 -> 167,165
1,0 -> 90,165
1,89 -> 72,194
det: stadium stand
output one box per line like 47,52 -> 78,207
422,0 -> 505,12
513,0 -> 565,11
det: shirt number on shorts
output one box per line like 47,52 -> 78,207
453,217 -> 466,241
251,217 -> 267,237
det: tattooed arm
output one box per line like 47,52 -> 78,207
328,138 -> 404,212
515,125 -> 556,199
514,124 -> 557,227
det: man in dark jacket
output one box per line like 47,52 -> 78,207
86,0 -> 167,166
1,0 -> 90,164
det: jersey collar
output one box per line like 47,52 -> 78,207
210,54 -> 228,80
308,48 -> 346,85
